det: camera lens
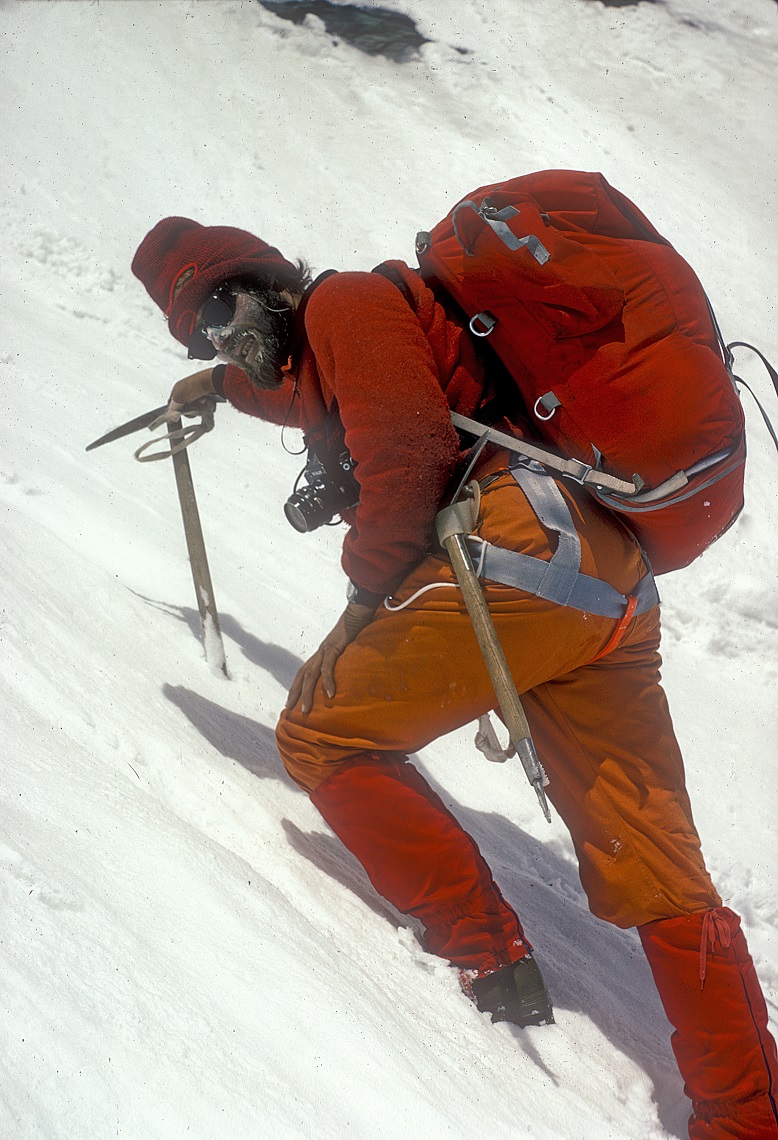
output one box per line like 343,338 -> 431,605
284,496 -> 315,533
284,484 -> 336,533
284,448 -> 360,533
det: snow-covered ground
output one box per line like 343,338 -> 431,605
2,1 -> 776,1136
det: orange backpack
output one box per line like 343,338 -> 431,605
415,170 -> 747,574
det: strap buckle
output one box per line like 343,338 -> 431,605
564,458 -> 594,485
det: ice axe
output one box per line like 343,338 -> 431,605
435,482 -> 551,822
86,397 -> 228,675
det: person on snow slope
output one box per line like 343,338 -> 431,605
132,216 -> 777,1140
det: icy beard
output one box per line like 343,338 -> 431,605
212,287 -> 294,390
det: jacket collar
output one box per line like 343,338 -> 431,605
288,270 -> 338,374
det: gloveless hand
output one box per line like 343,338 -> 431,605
146,369 -> 218,432
166,368 -> 217,419
286,601 -> 377,716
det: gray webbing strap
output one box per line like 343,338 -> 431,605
451,200 -> 551,264
510,460 -> 581,606
466,462 -> 659,619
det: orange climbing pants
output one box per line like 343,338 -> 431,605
276,462 -> 720,930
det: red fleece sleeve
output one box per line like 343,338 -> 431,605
222,364 -> 301,427
305,272 -> 461,595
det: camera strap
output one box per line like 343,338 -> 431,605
305,408 -> 353,484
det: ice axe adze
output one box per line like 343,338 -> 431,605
86,399 -> 227,675
435,483 -> 551,822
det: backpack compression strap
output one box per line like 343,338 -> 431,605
451,412 -> 644,497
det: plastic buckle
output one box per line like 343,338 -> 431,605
565,458 -> 593,485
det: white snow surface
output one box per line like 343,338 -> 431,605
2,1 -> 777,1137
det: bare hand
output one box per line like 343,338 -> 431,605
147,369 -> 218,431
168,369 -> 218,414
286,602 -> 377,716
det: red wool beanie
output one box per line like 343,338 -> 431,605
131,216 -> 299,350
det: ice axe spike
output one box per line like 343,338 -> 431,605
435,484 -> 551,822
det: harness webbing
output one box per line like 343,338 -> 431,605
467,460 -> 659,621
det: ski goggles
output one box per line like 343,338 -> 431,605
187,284 -> 238,360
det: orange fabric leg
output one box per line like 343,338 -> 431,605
277,463 -> 648,789
276,469 -> 718,928
517,624 -> 721,926
276,567 -> 623,791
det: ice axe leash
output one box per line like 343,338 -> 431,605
86,397 -> 227,676
435,482 -> 551,823
84,395 -> 223,455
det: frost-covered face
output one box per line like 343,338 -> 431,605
200,283 -> 295,390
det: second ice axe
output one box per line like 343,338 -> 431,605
435,483 -> 551,822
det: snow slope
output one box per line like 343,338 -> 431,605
1,1 -> 776,1137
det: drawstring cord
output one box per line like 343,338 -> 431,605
280,377 -> 306,456
384,541 -> 487,612
699,908 -> 732,988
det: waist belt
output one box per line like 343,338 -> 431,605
466,460 -> 659,621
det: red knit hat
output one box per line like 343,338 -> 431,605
131,217 -> 299,350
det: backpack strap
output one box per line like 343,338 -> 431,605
371,261 -> 417,307
728,341 -> 778,398
467,458 -> 659,620
451,412 -> 644,497
704,296 -> 778,452
727,341 -> 778,451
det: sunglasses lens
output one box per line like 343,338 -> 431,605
188,286 -> 235,359
201,288 -> 236,331
188,332 -> 218,361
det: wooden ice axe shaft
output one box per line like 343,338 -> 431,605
169,418 -> 227,676
436,487 -> 551,822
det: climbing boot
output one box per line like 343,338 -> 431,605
462,955 -> 555,1027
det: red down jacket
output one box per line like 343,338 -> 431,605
217,261 -> 505,595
